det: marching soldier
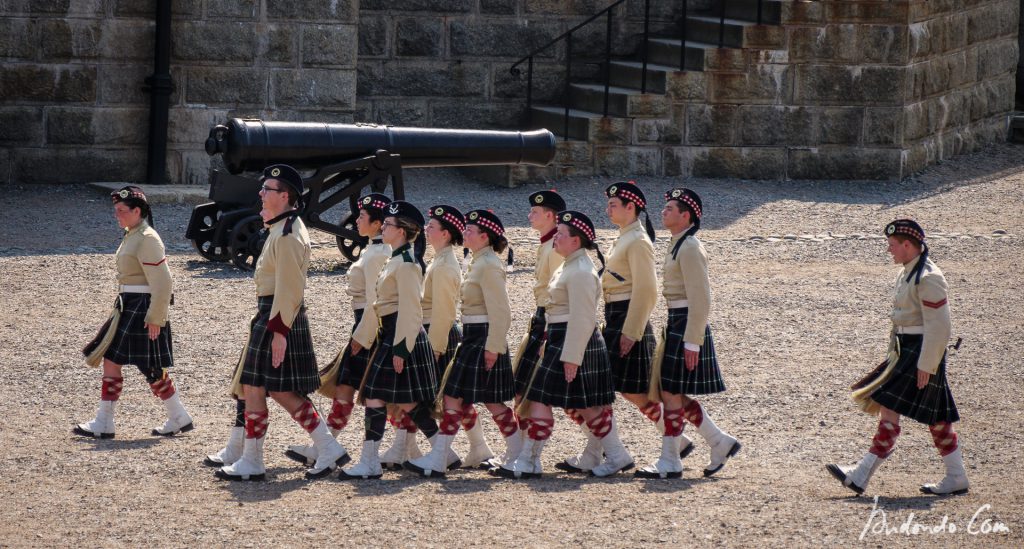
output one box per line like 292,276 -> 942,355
407,210 -> 520,476
494,211 -> 626,479
214,165 -> 346,481
77,186 -> 193,440
285,193 -> 392,468
827,219 -> 968,495
513,191 -> 566,409
636,188 -> 740,479
340,201 -> 442,480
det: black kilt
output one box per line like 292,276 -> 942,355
602,299 -> 655,394
336,308 -> 377,388
101,293 -> 173,380
514,307 -> 546,395
425,322 -> 462,384
658,307 -> 725,395
870,334 -> 959,425
525,323 -> 615,410
361,313 -> 438,404
239,296 -> 320,394
442,322 -> 515,404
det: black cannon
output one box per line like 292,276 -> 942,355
186,118 -> 557,269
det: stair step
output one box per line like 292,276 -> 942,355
644,38 -> 714,71
568,83 -> 669,118
528,106 -> 601,141
607,61 -> 680,94
684,15 -> 749,48
706,0 -> 783,25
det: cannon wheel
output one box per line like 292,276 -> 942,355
188,203 -> 231,262
228,215 -> 267,271
335,212 -> 365,262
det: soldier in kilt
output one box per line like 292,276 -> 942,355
636,188 -> 740,480
284,193 -> 392,468
339,201 -> 443,480
76,186 -> 193,440
494,211 -> 632,479
827,219 -> 968,496
377,204 -> 468,469
408,209 -> 521,476
513,191 -> 566,421
214,165 -> 346,482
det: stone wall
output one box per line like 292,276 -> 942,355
0,0 -> 359,185
676,0 -> 1019,180
355,0 -> 689,129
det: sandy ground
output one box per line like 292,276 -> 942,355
1,143 -> 1023,547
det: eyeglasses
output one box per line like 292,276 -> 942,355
382,220 -> 399,229
261,184 -> 285,193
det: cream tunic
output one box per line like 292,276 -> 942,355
460,246 -> 512,354
891,255 -> 952,374
662,231 -> 712,347
546,248 -> 601,365
254,216 -> 310,334
422,245 -> 462,354
349,237 -> 392,348
115,221 -> 173,326
601,219 -> 658,340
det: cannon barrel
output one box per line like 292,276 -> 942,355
206,118 -> 557,174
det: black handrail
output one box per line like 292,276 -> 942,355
510,0 -> 762,139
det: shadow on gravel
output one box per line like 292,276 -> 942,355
835,493 -> 944,512
214,467 -> 309,502
183,260 -> 254,280
73,436 -> 162,451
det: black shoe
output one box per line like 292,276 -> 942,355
703,441 -> 742,477
402,460 -> 447,478
679,439 -> 695,459
72,425 -> 114,439
283,449 -> 316,466
152,422 -> 194,437
214,469 -> 265,482
490,466 -> 541,479
554,460 -> 588,474
825,463 -> 865,495
634,468 -> 683,479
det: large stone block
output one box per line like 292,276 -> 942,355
661,146 -> 692,177
3,0 -> 69,15
737,105 -> 813,146
690,147 -> 786,179
788,147 -> 900,180
396,18 -> 443,57
795,65 -> 904,105
40,19 -> 99,59
791,24 -> 906,64
0,148 -> 10,184
825,1 -> 909,24
173,21 -> 255,63
12,148 -> 147,184
481,0 -> 516,15
168,107 -> 229,145
113,0 -> 202,17
430,101 -> 521,128
180,149 -> 214,186
666,71 -> 706,102
633,116 -> 682,145
302,24 -> 358,66
782,0 -> 825,24
186,67 -> 267,105
863,106 -> 903,145
266,0 -> 357,22
710,64 -> 791,104
359,61 -> 487,98
450,21 -> 560,57
273,69 -> 356,108
0,107 -> 44,146
744,24 -> 786,49
818,107 -> 863,145
593,145 -> 661,176
361,0 -> 472,12
256,23 -> 297,65
372,99 -> 429,126
976,38 -> 1018,80
967,0 -> 1020,44
0,65 -> 96,102
588,116 -> 632,144
493,65 -> 565,102
686,104 -> 738,145
524,0 -> 601,15
46,107 -> 148,145
359,16 -> 388,57
0,18 -> 38,59
208,0 -> 257,18
98,65 -> 163,105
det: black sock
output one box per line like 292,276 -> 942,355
364,407 -> 387,441
233,398 -> 245,428
409,404 -> 439,439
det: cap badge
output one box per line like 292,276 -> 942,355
886,224 -> 896,235
388,204 -> 400,214
534,195 -> 543,204
435,207 -> 444,215
270,167 -> 281,177
468,212 -> 478,220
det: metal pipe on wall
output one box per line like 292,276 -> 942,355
143,0 -> 174,184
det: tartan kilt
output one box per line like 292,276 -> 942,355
335,308 -> 377,388
239,296 -> 320,394
442,323 -> 515,404
525,323 -> 614,409
658,307 -> 725,395
425,322 -> 462,384
101,293 -> 174,375
869,334 -> 959,425
514,307 -> 547,395
602,299 -> 655,394
361,313 -> 438,404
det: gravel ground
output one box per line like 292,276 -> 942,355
1,142 -> 1023,547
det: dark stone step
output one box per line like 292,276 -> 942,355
704,0 -> 783,25
684,15 -> 748,48
644,38 -> 712,71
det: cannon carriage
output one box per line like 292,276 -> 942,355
186,118 -> 556,269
